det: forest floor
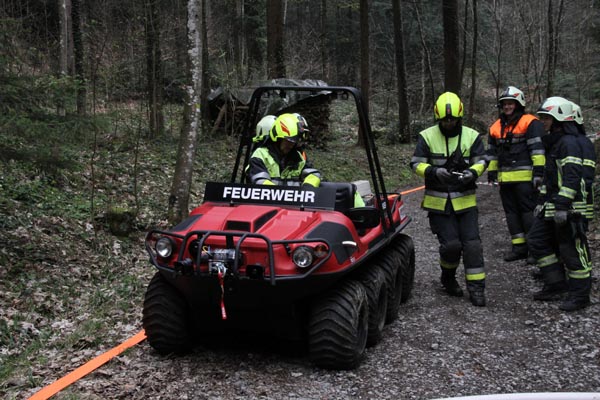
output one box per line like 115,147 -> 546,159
4,174 -> 600,399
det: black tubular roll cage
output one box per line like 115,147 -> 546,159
230,85 -> 396,235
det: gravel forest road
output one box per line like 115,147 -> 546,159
27,182 -> 600,400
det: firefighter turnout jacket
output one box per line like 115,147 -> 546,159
487,113 -> 546,183
246,143 -> 321,187
538,124 -> 594,221
410,124 -> 486,213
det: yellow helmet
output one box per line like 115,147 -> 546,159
270,113 -> 303,143
434,92 -> 463,120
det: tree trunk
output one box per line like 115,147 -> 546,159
245,1 -> 263,81
267,0 -> 285,78
358,0 -> 369,147
58,0 -> 70,116
411,1 -> 435,109
392,0 -> 410,143
145,0 -> 164,138
168,0 -> 203,225
72,0 -> 86,115
320,0 -> 328,81
467,0 -> 478,122
442,0 -> 461,93
546,0 -> 565,98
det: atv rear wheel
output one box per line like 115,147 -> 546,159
142,272 -> 191,355
378,248 -> 403,324
308,280 -> 369,370
357,266 -> 388,347
396,234 -> 416,303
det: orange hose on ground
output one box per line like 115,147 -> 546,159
400,185 -> 425,196
27,330 -> 147,400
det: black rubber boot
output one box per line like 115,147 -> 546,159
533,281 -> 568,301
467,281 -> 486,307
440,270 -> 463,297
469,290 -> 486,307
503,245 -> 528,262
559,278 -> 591,312
559,296 -> 590,311
526,254 -> 536,265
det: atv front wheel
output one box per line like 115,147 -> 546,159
142,272 -> 191,355
308,280 -> 369,370
358,266 -> 388,347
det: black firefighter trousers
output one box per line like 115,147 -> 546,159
428,207 -> 485,292
499,181 -> 536,253
527,215 -> 593,299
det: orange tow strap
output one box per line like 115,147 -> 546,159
400,185 -> 425,196
27,330 -> 147,400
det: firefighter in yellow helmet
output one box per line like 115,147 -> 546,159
246,113 -> 321,187
486,86 -> 546,263
410,92 -> 487,306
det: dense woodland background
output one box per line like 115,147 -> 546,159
2,0 -> 600,222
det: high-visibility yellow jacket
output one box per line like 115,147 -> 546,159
410,124 -> 486,213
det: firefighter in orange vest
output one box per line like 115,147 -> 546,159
486,86 -> 546,262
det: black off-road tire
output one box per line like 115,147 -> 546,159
378,248 -> 403,324
396,234 -> 415,303
357,266 -> 388,347
308,280 -> 369,370
142,272 -> 191,355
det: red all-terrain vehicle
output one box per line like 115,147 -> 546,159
142,85 -> 415,370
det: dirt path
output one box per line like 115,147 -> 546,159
25,183 -> 600,400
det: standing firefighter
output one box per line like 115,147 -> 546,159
410,92 -> 488,306
528,97 -> 594,311
486,86 -> 546,262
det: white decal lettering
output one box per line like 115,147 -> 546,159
231,187 -> 241,198
251,188 -> 260,200
261,188 -> 271,200
284,190 -> 293,202
305,191 -> 315,203
223,186 -> 232,198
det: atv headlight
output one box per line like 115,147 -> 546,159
156,237 -> 175,258
292,246 -> 314,268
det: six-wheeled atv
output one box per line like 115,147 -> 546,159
142,85 -> 415,370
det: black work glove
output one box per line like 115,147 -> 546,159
487,170 -> 498,184
532,176 -> 543,190
554,210 -> 568,226
435,167 -> 453,184
459,169 -> 476,184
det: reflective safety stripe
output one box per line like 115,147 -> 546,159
440,260 -> 460,269
422,194 -> 447,211
498,169 -> 533,183
450,193 -> 476,211
531,153 -> 546,167
487,159 -> 498,172
538,253 -> 559,268
465,271 -> 486,281
415,162 -> 431,177
559,156 -> 582,167
511,233 -> 526,245
303,174 -> 321,187
558,186 -> 577,199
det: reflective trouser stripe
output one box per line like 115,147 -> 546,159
511,233 -> 526,245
